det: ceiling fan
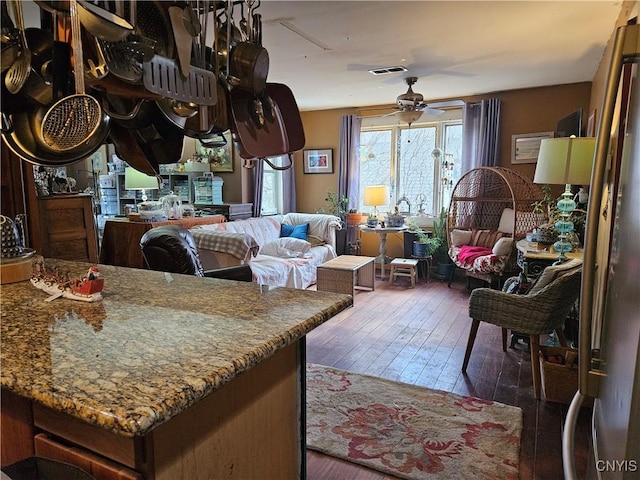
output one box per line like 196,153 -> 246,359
386,77 -> 445,125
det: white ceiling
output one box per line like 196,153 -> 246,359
20,1 -> 625,112
256,1 -> 624,111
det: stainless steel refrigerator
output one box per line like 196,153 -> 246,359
563,23 -> 640,480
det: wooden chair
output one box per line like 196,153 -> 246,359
463,267 -> 582,399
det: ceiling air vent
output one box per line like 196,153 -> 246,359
368,66 -> 408,75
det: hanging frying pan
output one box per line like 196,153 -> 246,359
230,87 -> 288,160
230,83 -> 305,160
264,83 -> 305,152
108,121 -> 160,176
2,6 -> 110,166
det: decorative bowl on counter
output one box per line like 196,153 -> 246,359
386,214 -> 405,227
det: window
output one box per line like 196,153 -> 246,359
261,156 -> 285,215
359,114 -> 463,216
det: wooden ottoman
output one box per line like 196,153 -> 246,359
389,258 -> 419,288
317,255 -> 375,299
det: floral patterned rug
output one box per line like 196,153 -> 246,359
306,364 -> 522,480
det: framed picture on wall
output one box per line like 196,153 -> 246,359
511,131 -> 554,164
303,149 -> 333,174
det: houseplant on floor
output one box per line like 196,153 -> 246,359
432,207 -> 455,279
317,189 -> 350,254
406,220 -> 442,258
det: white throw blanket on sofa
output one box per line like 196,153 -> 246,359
190,214 -> 341,289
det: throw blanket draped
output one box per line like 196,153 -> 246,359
458,245 -> 493,266
190,231 -> 260,260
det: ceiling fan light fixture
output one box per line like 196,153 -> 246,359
398,109 -> 423,125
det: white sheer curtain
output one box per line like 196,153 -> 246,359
337,114 -> 362,210
461,98 -> 501,173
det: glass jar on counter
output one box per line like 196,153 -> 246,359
160,192 -> 182,219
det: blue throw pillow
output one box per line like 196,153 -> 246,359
280,223 -> 309,241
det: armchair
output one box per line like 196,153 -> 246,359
140,226 -> 252,282
463,266 -> 582,399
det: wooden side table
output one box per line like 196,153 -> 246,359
317,255 -> 375,300
99,215 -> 226,269
359,226 -> 407,280
515,239 -> 583,275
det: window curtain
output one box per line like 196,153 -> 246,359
337,114 -> 362,209
252,160 -> 264,217
461,98 -> 501,173
282,156 -> 297,214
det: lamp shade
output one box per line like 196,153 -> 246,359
363,185 -> 389,206
533,137 -> 596,185
124,168 -> 159,190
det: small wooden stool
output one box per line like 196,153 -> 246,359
389,258 -> 419,288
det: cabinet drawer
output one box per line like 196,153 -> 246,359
35,434 -> 142,480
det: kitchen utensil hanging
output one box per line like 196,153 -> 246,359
99,0 -> 156,83
142,56 -> 216,106
1,7 -> 108,165
168,5 -> 196,78
231,82 -> 305,164
77,0 -> 134,42
4,1 -> 31,94
40,0 -> 106,152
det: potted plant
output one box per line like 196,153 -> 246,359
317,189 -> 349,225
432,207 -> 455,278
366,212 -> 379,227
406,219 -> 442,257
346,209 -> 366,226
530,185 -> 560,244
317,189 -> 350,254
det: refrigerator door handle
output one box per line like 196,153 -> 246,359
563,391 -> 587,480
579,23 -> 639,398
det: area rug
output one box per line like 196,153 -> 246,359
306,364 -> 522,480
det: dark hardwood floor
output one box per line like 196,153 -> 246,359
305,271 -> 592,480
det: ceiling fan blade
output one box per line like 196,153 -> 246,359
421,107 -> 445,116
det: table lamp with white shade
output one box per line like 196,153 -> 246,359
533,136 -> 596,263
124,167 -> 159,203
363,185 -> 389,223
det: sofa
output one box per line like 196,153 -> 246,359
189,213 -> 342,289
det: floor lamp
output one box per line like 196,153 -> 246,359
533,136 -> 596,263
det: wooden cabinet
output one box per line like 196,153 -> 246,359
35,434 -> 142,480
36,195 -> 98,263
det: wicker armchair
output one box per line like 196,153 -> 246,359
463,267 -> 582,399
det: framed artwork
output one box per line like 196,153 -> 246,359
303,149 -> 333,174
511,131 -> 554,164
197,131 -> 234,172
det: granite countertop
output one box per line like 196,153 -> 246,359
1,260 -> 352,438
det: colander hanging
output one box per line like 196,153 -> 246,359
40,0 -> 104,152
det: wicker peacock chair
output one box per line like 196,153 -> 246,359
447,167 -> 545,287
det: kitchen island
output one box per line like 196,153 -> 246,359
1,259 -> 352,479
